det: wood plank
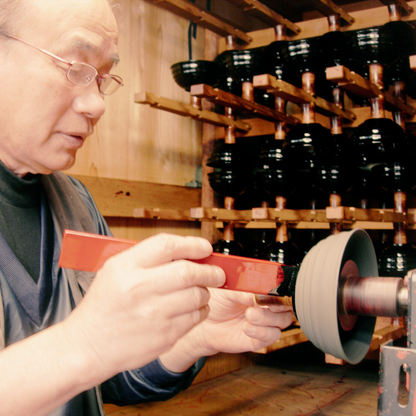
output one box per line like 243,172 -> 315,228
190,84 -> 300,125
133,207 -> 194,220
309,0 -> 355,25
252,207 -> 328,223
326,206 -> 413,224
253,74 -> 357,121
411,54 -> 416,71
218,117 -> 276,138
191,207 -> 253,222
202,29 -> 222,244
142,0 -> 252,44
255,327 -> 309,354
135,91 -> 252,131
225,0 -> 301,34
327,66 -> 416,116
368,325 -> 406,352
68,174 -> 201,218
326,65 -> 380,98
103,342 -> 381,416
379,0 -> 414,14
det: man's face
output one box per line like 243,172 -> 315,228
0,0 -> 119,176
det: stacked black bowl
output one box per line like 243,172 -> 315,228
170,60 -> 220,92
208,141 -> 249,256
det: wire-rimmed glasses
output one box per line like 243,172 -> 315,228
1,33 -> 123,95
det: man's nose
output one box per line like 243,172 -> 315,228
72,84 -> 106,120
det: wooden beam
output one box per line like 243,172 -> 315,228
411,54 -> 416,71
224,0 -> 300,34
135,91 -> 252,132
190,83 -> 300,125
191,207 -> 252,222
326,206 -> 412,224
251,207 -> 328,223
142,0 -> 252,44
133,208 -> 194,221
327,66 -> 416,116
379,0 -> 414,15
68,174 -> 201,218
309,0 -> 355,25
253,74 -> 356,121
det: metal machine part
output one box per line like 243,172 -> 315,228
378,269 -> 416,415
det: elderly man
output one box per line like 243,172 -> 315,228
0,0 -> 293,415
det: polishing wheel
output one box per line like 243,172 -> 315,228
295,229 -> 407,364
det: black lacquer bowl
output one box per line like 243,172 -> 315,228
320,30 -> 359,70
283,123 -> 336,170
262,240 -> 304,266
219,47 -> 264,83
287,36 -> 333,100
378,243 -> 416,278
282,123 -> 337,197
262,40 -> 293,83
255,141 -> 290,198
350,27 -> 388,67
207,142 -> 247,169
208,170 -> 248,198
287,37 -> 324,74
213,239 -> 245,256
379,20 -> 416,62
170,60 -> 220,92
351,118 -> 409,168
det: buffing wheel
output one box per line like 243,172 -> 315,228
295,229 -> 378,364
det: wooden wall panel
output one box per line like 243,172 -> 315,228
65,0 -> 207,238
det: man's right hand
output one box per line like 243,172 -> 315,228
62,233 -> 226,378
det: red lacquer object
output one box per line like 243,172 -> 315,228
58,230 -> 286,295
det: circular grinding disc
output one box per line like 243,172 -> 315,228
295,229 -> 378,364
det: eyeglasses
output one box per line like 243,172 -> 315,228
2,34 -> 123,95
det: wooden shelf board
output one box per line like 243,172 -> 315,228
255,326 -> 309,354
142,0 -> 252,44
309,0 -> 355,25
67,175 -> 201,219
193,207 -> 416,225
190,83 -> 300,125
327,66 -> 416,116
135,91 -> 251,132
253,74 -> 356,121
225,0 -> 301,34
379,0 -> 414,15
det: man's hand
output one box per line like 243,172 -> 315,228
62,233 -> 226,378
160,287 -> 293,373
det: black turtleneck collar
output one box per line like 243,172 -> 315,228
0,160 -> 42,208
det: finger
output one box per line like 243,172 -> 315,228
209,288 -> 255,306
242,322 -> 282,345
170,303 -> 211,334
154,286 -> 212,319
126,234 -> 213,268
267,304 -> 293,313
144,260 -> 226,294
245,307 -> 293,329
